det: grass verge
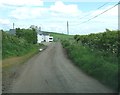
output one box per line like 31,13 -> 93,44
61,40 -> 118,91
2,44 -> 45,92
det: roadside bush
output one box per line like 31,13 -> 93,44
16,28 -> 37,44
62,40 -> 118,91
61,40 -> 70,48
2,31 -> 39,59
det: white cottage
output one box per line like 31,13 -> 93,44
29,25 -> 53,43
37,33 -> 53,43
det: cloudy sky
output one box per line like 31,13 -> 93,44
0,0 -> 119,35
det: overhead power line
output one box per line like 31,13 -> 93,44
81,1 -> 119,24
97,2 -> 110,9
79,2 -> 109,20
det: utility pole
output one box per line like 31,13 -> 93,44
13,23 -> 15,29
67,21 -> 69,35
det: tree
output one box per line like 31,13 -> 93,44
16,28 -> 37,44
74,35 -> 80,43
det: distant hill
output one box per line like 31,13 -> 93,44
43,31 -> 74,41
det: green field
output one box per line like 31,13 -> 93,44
45,31 -> 74,41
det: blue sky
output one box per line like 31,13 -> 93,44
0,0 -> 118,35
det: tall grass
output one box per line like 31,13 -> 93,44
2,31 -> 41,59
62,40 -> 118,91
2,31 -> 45,92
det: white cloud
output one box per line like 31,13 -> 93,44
0,0 -> 43,6
0,19 -> 10,25
50,1 -> 80,14
0,1 -> 118,34
10,1 -> 81,20
9,3 -> 118,35
10,7 -> 48,19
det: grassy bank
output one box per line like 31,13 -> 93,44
2,31 -> 38,59
2,46 -> 41,92
2,30 -> 45,92
62,40 -> 118,91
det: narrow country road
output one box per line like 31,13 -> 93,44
10,42 -> 113,93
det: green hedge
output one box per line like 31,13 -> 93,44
62,40 -> 118,91
2,31 -> 39,59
